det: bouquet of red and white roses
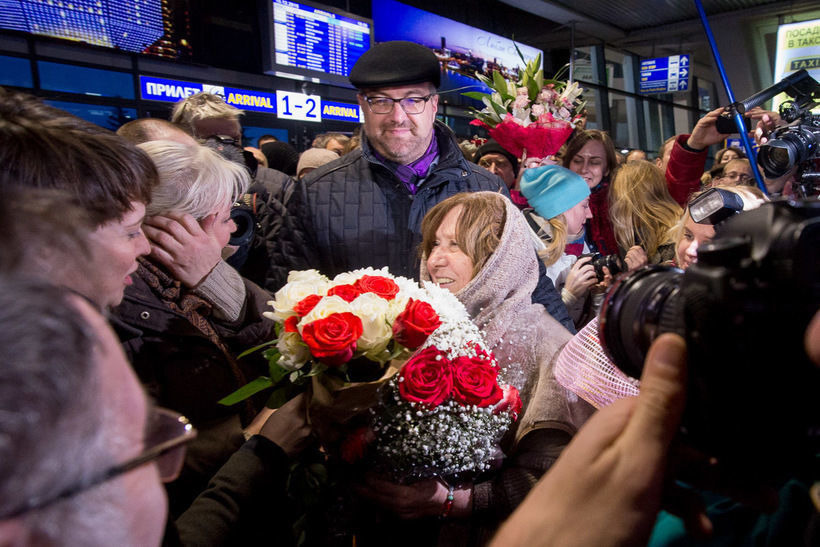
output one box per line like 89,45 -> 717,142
361,281 -> 522,481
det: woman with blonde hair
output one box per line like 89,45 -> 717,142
518,165 -> 602,328
672,184 -> 767,270
609,161 -> 682,264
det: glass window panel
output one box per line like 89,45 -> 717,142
604,48 -> 626,92
573,46 -> 599,85
44,100 -> 137,130
38,61 -> 134,99
0,55 -> 32,88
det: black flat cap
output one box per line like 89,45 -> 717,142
349,41 -> 440,89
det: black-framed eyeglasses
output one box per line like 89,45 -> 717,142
364,94 -> 434,115
0,407 -> 196,519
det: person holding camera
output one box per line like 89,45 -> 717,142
519,165 -> 613,329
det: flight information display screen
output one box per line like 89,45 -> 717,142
271,0 -> 371,78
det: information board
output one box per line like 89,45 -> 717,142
272,0 -> 370,78
639,55 -> 690,94
139,75 -> 362,123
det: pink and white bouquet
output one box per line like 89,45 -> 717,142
465,53 -> 585,159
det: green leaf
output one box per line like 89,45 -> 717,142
492,70 -> 508,96
265,386 -> 290,408
217,376 -> 273,406
490,99 -> 508,117
262,347 -> 280,362
534,68 -> 544,90
526,76 -> 540,102
237,339 -> 278,359
269,360 -> 289,383
513,41 -> 526,65
463,91 -> 490,101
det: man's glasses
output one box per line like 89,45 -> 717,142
364,95 -> 434,115
721,172 -> 753,184
0,407 -> 196,519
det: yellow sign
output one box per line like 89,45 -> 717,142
773,19 -> 820,112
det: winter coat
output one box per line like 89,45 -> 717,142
112,258 -> 274,516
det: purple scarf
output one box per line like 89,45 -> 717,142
372,135 -> 439,194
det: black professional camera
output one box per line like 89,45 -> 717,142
599,199 -> 820,479
579,253 -> 625,282
716,69 -> 820,197
757,103 -> 820,196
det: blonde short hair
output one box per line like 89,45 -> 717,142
138,140 -> 250,219
170,93 -> 243,133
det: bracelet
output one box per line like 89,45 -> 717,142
680,139 -> 706,153
440,482 -> 455,519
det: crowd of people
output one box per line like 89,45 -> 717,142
0,39 -> 816,547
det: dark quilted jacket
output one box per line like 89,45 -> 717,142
271,122 -> 507,286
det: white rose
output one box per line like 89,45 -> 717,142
348,293 -> 392,360
276,331 -> 311,371
331,266 -> 390,286
287,269 -> 328,284
299,295 -> 352,326
270,278 -> 329,321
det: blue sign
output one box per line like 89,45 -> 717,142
140,76 -> 202,101
322,100 -> 362,123
139,75 -> 360,122
639,55 -> 690,94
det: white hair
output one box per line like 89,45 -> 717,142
170,92 -> 243,132
138,140 -> 250,219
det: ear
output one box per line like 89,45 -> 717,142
0,519 -> 30,547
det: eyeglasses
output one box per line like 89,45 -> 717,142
363,94 -> 434,115
0,407 -> 196,519
477,157 -> 512,169
721,172 -> 753,184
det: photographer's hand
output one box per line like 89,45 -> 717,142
687,107 -> 731,151
492,333 -> 689,547
564,256 -> 598,299
143,213 -> 223,287
753,111 -> 783,146
624,245 -> 648,271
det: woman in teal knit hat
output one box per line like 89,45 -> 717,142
519,165 -> 603,328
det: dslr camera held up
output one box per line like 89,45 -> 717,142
598,196 -> 820,480
718,69 -> 820,197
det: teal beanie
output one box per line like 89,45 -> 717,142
519,165 -> 590,219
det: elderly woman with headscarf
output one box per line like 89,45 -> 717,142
112,140 -> 276,516
356,192 -> 594,545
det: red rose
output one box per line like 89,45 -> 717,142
392,299 -> 442,350
398,347 -> 452,407
284,315 -> 299,333
451,356 -> 503,407
493,385 -> 523,419
327,284 -> 361,303
293,294 -> 322,317
300,312 -> 363,367
353,275 -> 399,300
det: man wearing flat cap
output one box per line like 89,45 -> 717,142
272,41 -> 574,331
271,41 -> 503,281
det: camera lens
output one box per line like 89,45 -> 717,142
757,126 -> 819,179
229,206 -> 255,247
598,266 -> 685,379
